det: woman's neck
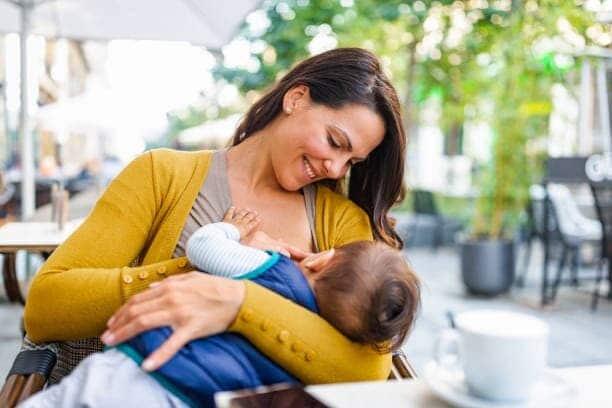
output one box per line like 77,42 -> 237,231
226,132 -> 283,194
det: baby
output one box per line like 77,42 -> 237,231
21,207 -> 420,408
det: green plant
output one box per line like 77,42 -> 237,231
469,1 -> 595,239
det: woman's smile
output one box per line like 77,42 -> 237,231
302,155 -> 318,181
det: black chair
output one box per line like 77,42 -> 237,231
411,189 -> 462,250
516,185 -> 561,289
518,184 -> 601,305
589,181 -> 612,310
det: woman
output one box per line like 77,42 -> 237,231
23,48 -> 406,384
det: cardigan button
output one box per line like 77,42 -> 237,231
178,259 -> 188,268
157,266 -> 167,275
122,275 -> 133,284
260,320 -> 271,331
277,330 -> 290,343
241,309 -> 254,323
305,350 -> 316,362
138,271 -> 149,280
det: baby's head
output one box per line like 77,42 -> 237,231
299,241 -> 420,352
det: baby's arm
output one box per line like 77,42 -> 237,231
186,207 -> 271,278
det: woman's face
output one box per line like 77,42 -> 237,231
269,86 -> 385,191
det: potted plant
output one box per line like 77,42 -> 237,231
458,3 -> 593,295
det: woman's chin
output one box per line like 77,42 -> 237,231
279,176 -> 308,192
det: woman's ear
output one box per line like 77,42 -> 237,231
303,248 -> 335,273
283,85 -> 310,114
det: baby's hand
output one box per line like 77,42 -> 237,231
223,206 -> 260,239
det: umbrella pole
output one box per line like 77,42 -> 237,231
18,0 -> 35,220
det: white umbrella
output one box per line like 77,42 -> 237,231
0,0 -> 260,219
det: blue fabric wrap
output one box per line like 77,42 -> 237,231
117,254 -> 318,408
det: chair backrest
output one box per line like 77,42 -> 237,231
589,182 -> 612,259
412,189 -> 438,216
547,183 -> 601,240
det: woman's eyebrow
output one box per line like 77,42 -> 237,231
330,125 -> 366,161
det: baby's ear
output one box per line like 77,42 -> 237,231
304,248 -> 335,273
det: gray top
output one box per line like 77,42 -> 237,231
173,149 -> 318,258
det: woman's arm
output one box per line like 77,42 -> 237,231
230,282 -> 391,383
103,186 -> 390,382
23,152 -> 193,342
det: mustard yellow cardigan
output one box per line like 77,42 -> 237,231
23,149 -> 390,383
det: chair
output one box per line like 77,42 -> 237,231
411,189 -> 462,250
518,184 -> 602,304
546,183 -> 601,302
0,341 -> 416,407
389,350 -> 418,380
516,184 -> 560,288
589,181 -> 612,311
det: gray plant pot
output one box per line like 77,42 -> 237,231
460,239 -> 515,296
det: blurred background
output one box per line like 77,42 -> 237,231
0,0 -> 611,377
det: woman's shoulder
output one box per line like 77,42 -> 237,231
315,184 -> 364,214
314,184 -> 373,247
147,148 -> 214,167
315,184 -> 370,225
138,148 -> 215,178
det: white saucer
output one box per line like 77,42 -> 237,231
423,361 -> 577,408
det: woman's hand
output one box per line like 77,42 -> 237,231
101,272 -> 245,371
242,230 -> 312,261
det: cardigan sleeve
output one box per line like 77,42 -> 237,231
229,189 -> 391,383
23,152 -> 193,342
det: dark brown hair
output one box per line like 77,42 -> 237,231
231,48 -> 406,248
313,241 -> 420,353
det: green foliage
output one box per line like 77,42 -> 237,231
469,1 -> 596,238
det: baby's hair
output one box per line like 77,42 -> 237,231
313,241 -> 420,353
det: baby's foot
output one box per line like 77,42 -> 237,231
223,206 -> 260,238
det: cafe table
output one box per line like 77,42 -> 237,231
0,219 -> 83,304
0,187 -> 99,304
216,364 -> 612,407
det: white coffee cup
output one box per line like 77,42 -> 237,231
436,310 -> 549,402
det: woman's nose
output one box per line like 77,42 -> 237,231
323,159 -> 347,179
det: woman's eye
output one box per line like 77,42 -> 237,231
327,135 -> 340,148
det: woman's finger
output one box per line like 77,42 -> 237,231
103,309 -> 172,346
106,295 -> 165,333
141,329 -> 192,371
107,275 -> 197,330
